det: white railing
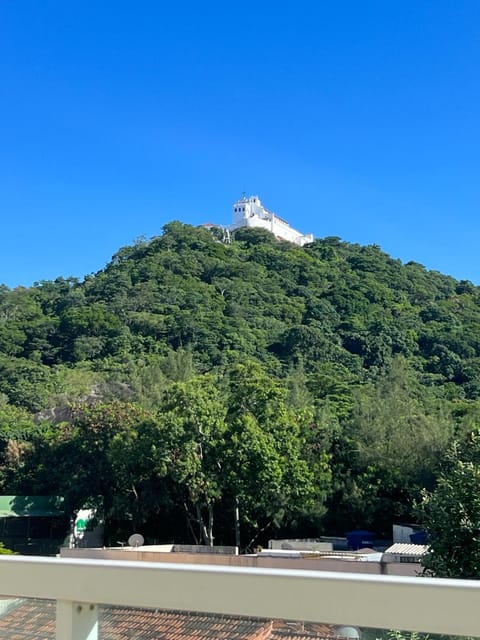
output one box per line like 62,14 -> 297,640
0,555 -> 478,639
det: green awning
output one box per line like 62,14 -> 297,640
0,496 -> 64,517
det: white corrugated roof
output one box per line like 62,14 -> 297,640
384,543 -> 428,556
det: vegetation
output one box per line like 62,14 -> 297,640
419,432 -> 480,578
1,222 -> 480,547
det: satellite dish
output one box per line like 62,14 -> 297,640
128,533 -> 145,548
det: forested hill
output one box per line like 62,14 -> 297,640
3,221 -> 479,403
1,221 -> 480,545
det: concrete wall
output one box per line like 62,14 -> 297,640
60,548 -> 421,576
269,540 -> 333,552
393,525 -> 415,543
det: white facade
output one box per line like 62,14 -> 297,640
229,195 -> 314,246
69,508 -> 104,548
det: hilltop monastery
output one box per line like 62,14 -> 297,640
228,195 -> 314,246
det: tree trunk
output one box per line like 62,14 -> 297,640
184,502 -> 199,544
196,504 -> 214,546
207,504 -> 214,547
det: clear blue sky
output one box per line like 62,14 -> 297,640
1,1 -> 479,288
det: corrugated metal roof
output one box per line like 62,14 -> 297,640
0,496 -> 64,518
384,543 -> 428,556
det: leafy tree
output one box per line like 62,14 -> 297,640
0,398 -> 39,490
0,355 -> 54,411
10,401 -> 158,536
119,356 -> 168,410
162,348 -> 195,382
151,376 -> 227,545
223,362 -> 330,547
328,359 -> 453,534
419,432 -> 480,578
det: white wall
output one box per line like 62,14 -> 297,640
230,196 -> 313,246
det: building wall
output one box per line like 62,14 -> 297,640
230,196 -> 313,247
60,547 -> 421,576
392,525 -> 415,544
269,540 -> 333,552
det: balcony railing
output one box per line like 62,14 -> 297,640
0,555 -> 478,639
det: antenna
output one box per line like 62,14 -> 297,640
128,533 -> 145,548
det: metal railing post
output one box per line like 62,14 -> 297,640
56,600 -> 98,640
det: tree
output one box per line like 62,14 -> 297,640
152,376 -> 227,546
419,432 -> 480,578
223,362 -> 330,548
11,401 -> 160,538
329,358 -> 453,535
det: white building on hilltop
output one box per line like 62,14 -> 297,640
229,195 -> 314,246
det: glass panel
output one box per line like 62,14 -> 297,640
363,630 -> 479,640
0,600 -> 475,639
0,597 -> 55,639
94,607 -> 480,640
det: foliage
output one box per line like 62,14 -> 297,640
330,359 -> 453,534
419,432 -> 480,578
1,222 -> 480,542
223,361 -> 330,546
150,376 -> 227,545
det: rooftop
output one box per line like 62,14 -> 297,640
383,544 -> 428,556
0,600 -> 314,640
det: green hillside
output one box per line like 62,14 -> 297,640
1,222 -> 479,545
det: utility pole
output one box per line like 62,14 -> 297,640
234,497 -> 241,551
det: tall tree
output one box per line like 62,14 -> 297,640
153,376 -> 227,545
330,358 -> 453,534
419,432 -> 480,578
223,362 -> 330,547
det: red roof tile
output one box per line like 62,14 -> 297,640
0,600 -> 335,640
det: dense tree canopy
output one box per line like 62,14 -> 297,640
1,222 -> 480,545
419,432 -> 480,578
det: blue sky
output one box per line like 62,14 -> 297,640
1,1 -> 480,287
